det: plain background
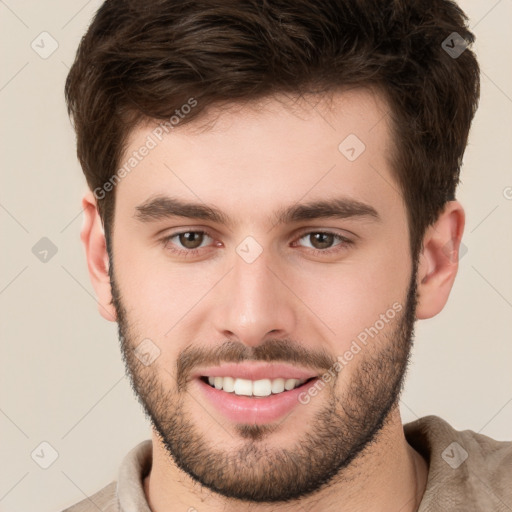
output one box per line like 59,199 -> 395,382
0,1 -> 511,510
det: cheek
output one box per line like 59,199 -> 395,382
113,238 -> 222,336
291,252 -> 411,351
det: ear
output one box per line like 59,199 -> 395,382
415,200 -> 465,320
80,190 -> 117,322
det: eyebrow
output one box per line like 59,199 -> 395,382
134,195 -> 381,227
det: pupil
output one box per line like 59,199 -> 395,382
312,233 -> 333,249
180,232 -> 203,249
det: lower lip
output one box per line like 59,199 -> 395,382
195,377 -> 320,425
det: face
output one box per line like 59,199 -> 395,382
108,88 -> 419,502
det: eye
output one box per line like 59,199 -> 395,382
294,231 -> 353,254
162,230 -> 215,256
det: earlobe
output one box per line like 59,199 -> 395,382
80,190 -> 117,322
415,201 -> 465,320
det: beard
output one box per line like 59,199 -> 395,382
109,256 -> 419,503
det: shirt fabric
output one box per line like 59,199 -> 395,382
61,415 -> 512,512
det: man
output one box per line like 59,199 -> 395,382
63,0 -> 511,511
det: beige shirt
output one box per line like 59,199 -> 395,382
61,415 -> 512,512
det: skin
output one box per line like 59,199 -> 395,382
81,88 -> 465,512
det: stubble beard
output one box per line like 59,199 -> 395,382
110,257 -> 419,503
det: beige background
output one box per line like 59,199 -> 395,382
0,1 -> 511,511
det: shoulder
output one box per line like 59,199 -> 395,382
404,415 -> 512,510
61,481 -> 119,512
60,439 -> 152,512
404,414 -> 512,470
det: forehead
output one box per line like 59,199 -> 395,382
115,87 -> 401,227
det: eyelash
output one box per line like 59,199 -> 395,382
160,229 -> 354,258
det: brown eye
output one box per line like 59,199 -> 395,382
295,231 -> 353,254
162,230 -> 214,256
308,232 -> 335,249
177,231 -> 206,249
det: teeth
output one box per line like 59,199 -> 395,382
284,378 -> 298,391
204,376 -> 308,396
234,378 -> 253,396
271,378 -> 285,394
253,379 -> 272,397
222,376 -> 235,393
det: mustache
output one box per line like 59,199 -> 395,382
176,338 -> 336,390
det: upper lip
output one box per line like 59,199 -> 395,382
192,363 -> 320,381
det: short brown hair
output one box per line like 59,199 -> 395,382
65,0 -> 480,260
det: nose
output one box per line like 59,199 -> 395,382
211,245 -> 298,347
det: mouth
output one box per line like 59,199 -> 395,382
190,363 -> 324,424
194,372 -> 321,425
